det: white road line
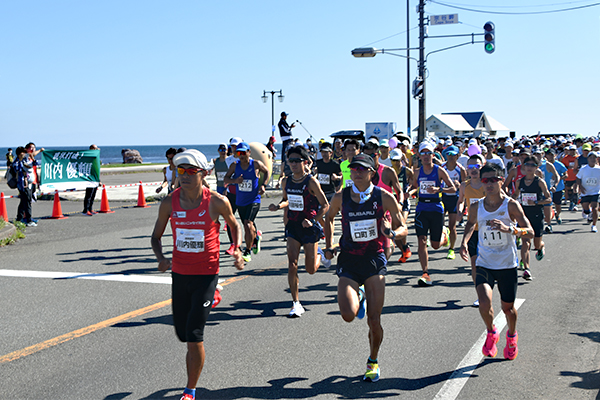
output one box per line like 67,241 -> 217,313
0,269 -> 172,284
434,298 -> 525,400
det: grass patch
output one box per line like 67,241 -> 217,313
0,221 -> 26,246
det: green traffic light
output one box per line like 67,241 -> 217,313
485,43 -> 495,53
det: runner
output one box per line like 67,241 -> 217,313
363,141 -> 404,260
156,147 -> 177,195
224,142 -> 270,262
459,162 -> 533,361
576,151 -> 600,232
212,143 -> 229,195
545,149 -> 567,225
269,146 -> 330,317
513,156 -> 552,280
560,145 -> 579,211
535,148 -> 560,233
224,137 -> 243,255
457,154 -> 486,306
150,149 -> 244,400
324,153 -> 407,382
441,145 -> 467,260
315,142 -> 342,227
390,149 -> 414,263
411,142 -> 455,286
340,139 -> 360,189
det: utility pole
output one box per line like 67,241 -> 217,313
418,0 -> 426,143
406,0 -> 411,140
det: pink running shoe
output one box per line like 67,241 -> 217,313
482,326 -> 499,357
504,331 -> 519,360
180,394 -> 194,400
225,244 -> 236,256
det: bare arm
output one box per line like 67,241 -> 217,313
151,196 -> 174,272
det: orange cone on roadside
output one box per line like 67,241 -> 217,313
50,190 -> 68,219
135,181 -> 150,208
0,192 -> 8,222
99,185 -> 114,213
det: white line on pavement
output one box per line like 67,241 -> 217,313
0,269 -> 172,284
433,298 -> 526,400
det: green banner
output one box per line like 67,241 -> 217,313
40,149 -> 101,192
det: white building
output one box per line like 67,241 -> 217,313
414,112 -> 510,139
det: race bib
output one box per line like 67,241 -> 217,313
350,219 -> 378,242
175,228 -> 205,253
569,162 -> 575,168
520,192 -> 537,205
585,177 -> 598,186
288,194 -> 304,212
239,179 -> 253,192
481,225 -> 508,247
216,171 -> 226,181
419,180 -> 436,195
345,179 -> 354,188
318,174 -> 330,185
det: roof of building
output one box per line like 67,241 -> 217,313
442,112 -> 484,129
433,114 -> 474,131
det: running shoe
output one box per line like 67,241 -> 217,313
26,221 -> 37,227
357,286 -> 366,320
226,244 -> 237,256
252,231 -> 262,254
403,246 -> 412,259
523,268 -> 532,280
482,326 -> 499,357
363,362 -> 380,382
519,260 -> 525,270
504,331 -> 519,360
418,272 -> 432,287
535,247 -> 545,261
587,215 -> 593,225
472,299 -> 480,307
82,211 -> 92,216
317,247 -> 332,269
592,225 -> 598,233
582,210 -> 588,219
212,288 -> 222,308
447,249 -> 455,260
572,205 -> 579,212
180,394 -> 194,400
288,301 -> 305,318
398,253 -> 408,263
442,227 -> 450,247
556,216 -> 562,225
242,248 -> 252,262
544,225 -> 552,234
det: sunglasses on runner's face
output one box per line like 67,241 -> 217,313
350,166 -> 371,172
420,151 -> 433,156
218,148 -> 226,152
481,177 -> 502,184
177,167 -> 203,176
288,158 -> 304,164
467,164 -> 481,169
237,151 -> 247,156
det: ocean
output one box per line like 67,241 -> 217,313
0,144 -> 283,169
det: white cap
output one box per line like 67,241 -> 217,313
173,149 -> 214,170
419,141 -> 435,153
230,137 -> 243,146
390,149 -> 403,160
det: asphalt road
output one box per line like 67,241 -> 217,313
1,182 -> 599,399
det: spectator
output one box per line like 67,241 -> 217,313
266,136 -> 277,159
83,144 -> 101,215
156,147 -> 177,195
5,148 -> 14,168
13,146 -> 38,226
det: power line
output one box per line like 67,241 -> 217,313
430,0 -> 593,9
360,26 -> 419,48
429,0 -> 600,14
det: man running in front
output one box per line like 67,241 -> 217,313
151,149 -> 244,400
324,154 -> 407,382
460,162 -> 533,361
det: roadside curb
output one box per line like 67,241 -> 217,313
0,222 -> 16,242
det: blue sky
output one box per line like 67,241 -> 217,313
1,0 -> 599,147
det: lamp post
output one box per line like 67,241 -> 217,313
261,90 -> 284,135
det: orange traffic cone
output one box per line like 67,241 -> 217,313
50,190 -> 68,219
0,192 -> 8,223
135,181 -> 150,208
99,185 -> 115,213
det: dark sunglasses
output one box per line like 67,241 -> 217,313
420,151 -> 433,156
177,167 -> 203,176
288,158 -> 304,164
350,165 -> 371,172
218,148 -> 227,152
467,164 -> 481,170
481,177 -> 502,184
236,151 -> 247,156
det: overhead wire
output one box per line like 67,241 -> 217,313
360,26 -> 419,48
428,0 -> 600,14
429,0 -> 593,9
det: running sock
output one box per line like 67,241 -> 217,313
183,388 -> 196,397
368,357 -> 378,364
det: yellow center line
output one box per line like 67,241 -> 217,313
0,274 -> 254,364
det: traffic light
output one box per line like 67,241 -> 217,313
484,21 -> 495,54
412,77 -> 424,99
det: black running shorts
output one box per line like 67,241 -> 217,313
336,251 -> 387,286
172,273 -> 218,343
475,266 -> 517,304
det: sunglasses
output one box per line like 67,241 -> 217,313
177,167 -> 203,176
523,163 -> 537,167
218,148 -> 226,152
481,177 -> 502,184
420,151 -> 433,156
236,151 -> 247,156
350,166 -> 371,172
467,164 -> 481,169
288,158 -> 305,164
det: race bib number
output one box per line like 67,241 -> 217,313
481,225 -> 508,247
345,179 -> 354,188
318,174 -> 330,185
216,171 -> 226,181
520,192 -> 537,205
288,194 -> 304,211
569,162 -> 575,168
239,179 -> 253,192
350,219 -> 378,242
585,177 -> 598,186
419,180 -> 436,195
175,228 -> 205,253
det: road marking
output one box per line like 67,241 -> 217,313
0,269 -> 173,284
433,298 -> 525,400
0,274 -> 247,364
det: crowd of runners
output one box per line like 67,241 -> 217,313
151,132 -> 600,400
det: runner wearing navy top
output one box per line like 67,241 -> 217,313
151,149 -> 244,400
324,153 -> 407,383
269,146 -> 329,317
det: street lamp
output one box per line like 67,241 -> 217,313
262,90 -> 284,135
